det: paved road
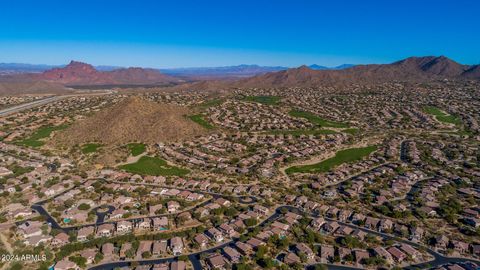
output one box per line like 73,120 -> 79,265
324,162 -> 390,191
25,177 -> 261,269
32,196 -> 214,233
92,205 -> 116,224
14,178 -> 92,230
306,263 -> 363,270
387,176 -> 433,203
19,175 -> 480,270
80,205 -> 480,270
0,96 -> 61,117
87,206 -> 283,270
29,177 -> 479,270
29,178 -> 257,233
0,90 -> 113,117
284,206 -> 480,270
107,179 -> 258,204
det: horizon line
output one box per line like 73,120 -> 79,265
1,54 -> 473,71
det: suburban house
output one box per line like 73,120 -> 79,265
170,237 -> 184,255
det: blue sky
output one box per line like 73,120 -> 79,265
1,0 -> 479,68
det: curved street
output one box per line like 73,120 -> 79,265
84,205 -> 480,270
21,173 -> 480,270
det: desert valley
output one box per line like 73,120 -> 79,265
1,1 -> 480,269
0,55 -> 480,270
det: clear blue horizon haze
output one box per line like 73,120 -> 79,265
1,0 -> 479,68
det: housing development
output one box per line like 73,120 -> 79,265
1,2 -> 480,269
1,61 -> 480,270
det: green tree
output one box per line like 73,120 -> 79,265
10,263 -> 23,270
69,255 -> 87,268
78,203 -> 91,211
141,251 -> 151,258
234,263 -> 253,270
94,252 -> 104,263
245,218 -> 257,227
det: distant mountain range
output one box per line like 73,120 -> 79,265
0,63 -> 58,74
160,64 -> 354,77
0,56 -> 478,94
0,62 -> 355,78
0,61 -> 182,86
308,64 -> 355,70
0,63 -> 122,75
230,56 -> 480,88
159,65 -> 287,78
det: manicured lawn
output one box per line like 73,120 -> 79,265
286,145 -> 377,174
289,110 -> 349,128
244,96 -> 281,105
188,114 -> 214,129
264,129 -> 337,136
81,143 -> 102,154
7,164 -> 34,177
127,143 -> 146,156
120,156 -> 190,176
424,106 -> 462,125
343,128 -> 359,135
16,125 -> 67,147
199,98 -> 224,108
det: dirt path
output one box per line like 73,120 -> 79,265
115,152 -> 147,166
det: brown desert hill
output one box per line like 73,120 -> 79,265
40,60 -> 182,86
230,56 -> 479,89
462,65 -> 480,79
165,79 -> 233,93
410,55 -> 468,76
41,61 -> 98,84
0,81 -> 70,96
0,60 -> 184,94
53,96 -> 208,146
2,56 -> 478,94
108,67 -> 178,84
